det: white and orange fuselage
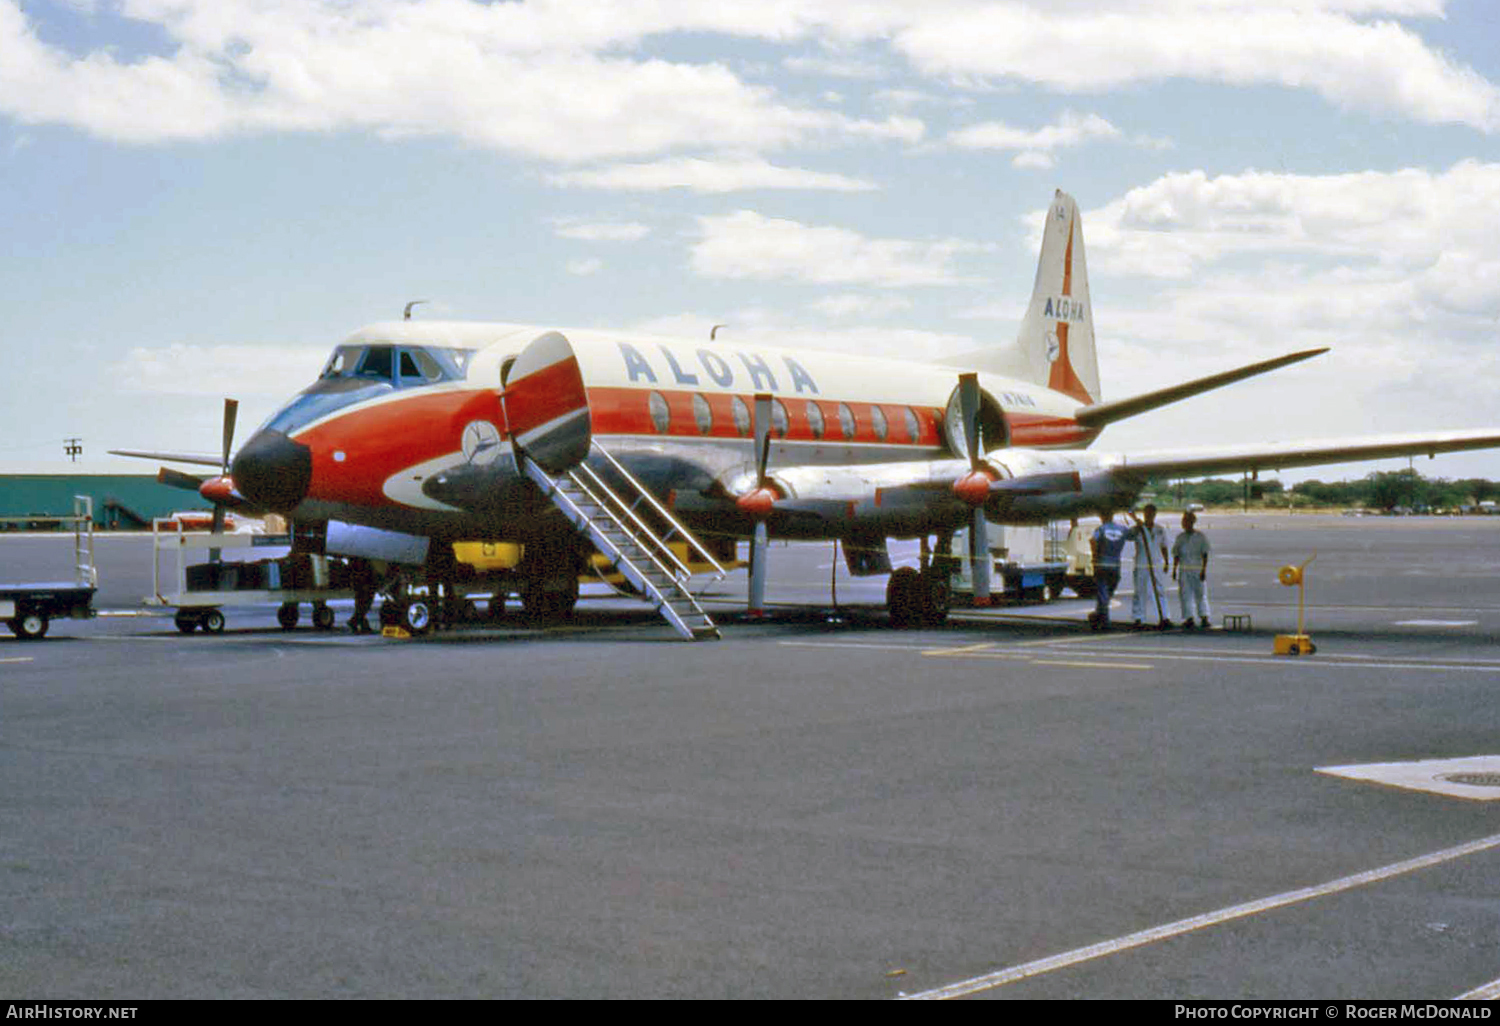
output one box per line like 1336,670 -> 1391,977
239,319 -> 1107,543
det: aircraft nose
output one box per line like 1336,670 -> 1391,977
231,430 -> 312,512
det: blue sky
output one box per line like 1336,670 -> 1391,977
2,0 -> 1499,484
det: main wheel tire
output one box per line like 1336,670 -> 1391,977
277,603 -> 300,630
10,613 -> 48,640
312,604 -> 336,631
916,566 -> 951,627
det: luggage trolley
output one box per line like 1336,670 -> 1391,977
148,516 -> 353,634
0,496 -> 98,640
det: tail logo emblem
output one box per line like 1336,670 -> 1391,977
1045,331 -> 1061,364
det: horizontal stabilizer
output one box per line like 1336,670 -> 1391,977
1074,348 -> 1328,429
110,448 -> 223,468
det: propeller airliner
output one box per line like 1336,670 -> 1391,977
114,191 -> 1500,638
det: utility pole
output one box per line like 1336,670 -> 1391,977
64,438 -> 82,463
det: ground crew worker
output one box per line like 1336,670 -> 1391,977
1172,510 -> 1212,629
348,558 -> 376,634
1089,511 -> 1128,630
1125,503 -> 1172,630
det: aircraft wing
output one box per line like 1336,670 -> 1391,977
1106,429 -> 1500,482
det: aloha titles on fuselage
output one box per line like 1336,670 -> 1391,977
617,341 -> 820,395
615,340 -> 1042,410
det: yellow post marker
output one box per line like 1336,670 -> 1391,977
1274,555 -> 1317,656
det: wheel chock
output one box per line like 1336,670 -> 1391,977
381,625 -> 411,640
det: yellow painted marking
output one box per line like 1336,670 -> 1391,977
1,657 -> 35,664
919,642 -> 996,656
1017,632 -> 1149,647
1031,660 -> 1153,670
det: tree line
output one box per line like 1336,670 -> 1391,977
1151,469 -> 1500,513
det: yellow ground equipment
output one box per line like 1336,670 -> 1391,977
452,541 -> 525,572
1273,555 -> 1317,655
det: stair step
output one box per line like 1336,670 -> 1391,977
525,451 -> 719,642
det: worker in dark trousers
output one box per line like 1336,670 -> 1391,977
348,558 -> 376,634
1089,511 -> 1128,630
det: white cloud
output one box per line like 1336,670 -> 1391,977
1061,160 -> 1500,449
547,156 -> 879,193
894,2 -> 1500,132
948,109 -> 1123,169
1084,162 -> 1500,303
0,1 -> 917,160
808,293 -> 914,318
551,219 -> 652,241
692,210 -> 987,286
782,54 -> 888,80
3,0 -> 1489,165
115,343 -> 326,398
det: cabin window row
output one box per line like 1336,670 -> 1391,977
647,392 -> 928,444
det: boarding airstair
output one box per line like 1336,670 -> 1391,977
520,442 -> 724,641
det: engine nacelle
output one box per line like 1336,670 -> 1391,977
325,520 -> 432,565
995,471 -> 1137,523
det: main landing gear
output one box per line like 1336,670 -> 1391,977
887,534 -> 954,629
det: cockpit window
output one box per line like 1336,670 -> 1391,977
402,348 -> 444,383
320,344 -> 471,386
357,346 -> 395,380
265,342 -> 474,438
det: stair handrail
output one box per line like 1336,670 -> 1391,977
569,462 -> 695,583
521,454 -> 718,640
558,463 -> 696,592
586,442 -> 728,580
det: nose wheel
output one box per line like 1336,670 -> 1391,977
379,598 -> 432,636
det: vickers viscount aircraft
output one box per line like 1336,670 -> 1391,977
115,191 -> 1500,639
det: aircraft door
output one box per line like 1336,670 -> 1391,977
501,330 -> 593,474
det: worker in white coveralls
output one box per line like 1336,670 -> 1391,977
1124,504 -> 1172,630
1172,510 -> 1212,630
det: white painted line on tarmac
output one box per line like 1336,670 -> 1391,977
1,657 -> 35,664
1317,756 -> 1500,801
1394,619 -> 1478,627
1457,976 -> 1500,1000
903,831 -> 1500,1000
784,640 -> 1500,675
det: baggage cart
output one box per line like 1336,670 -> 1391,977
147,516 -> 353,633
0,496 -> 98,640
